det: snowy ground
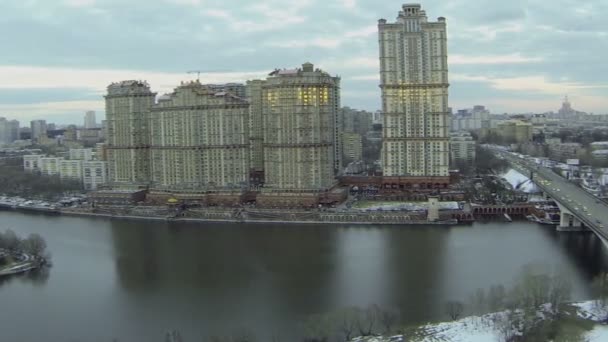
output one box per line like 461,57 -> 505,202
351,301 -> 608,342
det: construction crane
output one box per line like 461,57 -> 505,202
187,69 -> 233,82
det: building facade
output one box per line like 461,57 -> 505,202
84,110 -> 97,129
105,80 -> 156,187
83,161 -> 108,190
59,160 -> 84,181
450,131 -> 476,165
69,148 -> 94,161
379,4 -> 450,177
495,120 -> 533,144
260,63 -> 340,192
246,80 -> 265,176
23,155 -> 43,172
39,157 -> 62,176
149,81 -> 250,191
342,132 -> 363,163
30,120 -> 47,142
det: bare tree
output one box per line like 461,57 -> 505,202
469,288 -> 487,315
547,274 -> 571,316
356,304 -> 379,337
445,301 -> 464,320
2,229 -> 21,252
379,307 -> 399,334
303,314 -> 332,342
336,307 -> 358,341
592,271 -> 608,322
488,285 -> 507,312
22,233 -> 47,258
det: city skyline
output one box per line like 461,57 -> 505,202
0,0 -> 607,124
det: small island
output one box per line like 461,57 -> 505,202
0,229 -> 50,277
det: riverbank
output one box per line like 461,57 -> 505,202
352,300 -> 608,341
59,208 -> 460,225
0,250 -> 43,277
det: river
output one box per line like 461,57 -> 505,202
1,211 -> 607,341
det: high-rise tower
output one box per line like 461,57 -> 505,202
105,80 -> 156,187
378,4 -> 450,177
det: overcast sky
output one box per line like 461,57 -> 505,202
0,0 -> 606,124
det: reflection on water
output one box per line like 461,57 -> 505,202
1,211 -> 608,341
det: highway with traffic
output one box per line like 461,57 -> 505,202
490,147 -> 608,243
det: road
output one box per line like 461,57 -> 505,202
491,147 -> 608,243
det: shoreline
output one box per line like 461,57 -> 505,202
59,209 -> 461,226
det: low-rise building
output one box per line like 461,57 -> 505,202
450,131 -> 476,165
591,141 -> 608,151
83,161 -> 108,190
39,157 -> 63,176
59,159 -> 83,181
495,120 -> 533,143
69,148 -> 93,161
592,149 -> 608,161
23,154 -> 43,171
549,143 -> 583,161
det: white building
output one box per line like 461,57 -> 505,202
69,148 -> 94,161
83,161 -> 108,190
378,4 -> 450,177
23,155 -> 43,171
450,131 -> 476,165
39,157 -> 62,176
84,111 -> 97,129
59,160 -> 83,181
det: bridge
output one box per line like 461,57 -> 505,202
489,147 -> 608,246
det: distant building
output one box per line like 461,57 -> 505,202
30,120 -> 47,142
379,4 -> 450,177
549,142 -> 582,161
23,155 -> 43,172
451,106 -> 491,132
84,110 -> 97,129
592,150 -> 608,161
59,159 -> 83,181
69,148 -> 94,161
39,157 -> 62,176
342,132 -> 363,163
450,131 -> 476,165
495,120 -> 533,143
95,143 -> 107,161
590,141 -> 608,151
83,161 -> 108,190
341,107 -> 373,136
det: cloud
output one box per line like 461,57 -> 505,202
451,73 -> 608,95
63,0 -> 96,7
266,38 -> 343,49
449,53 -> 543,65
164,0 -> 203,5
340,0 -> 357,9
0,65 -> 267,93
